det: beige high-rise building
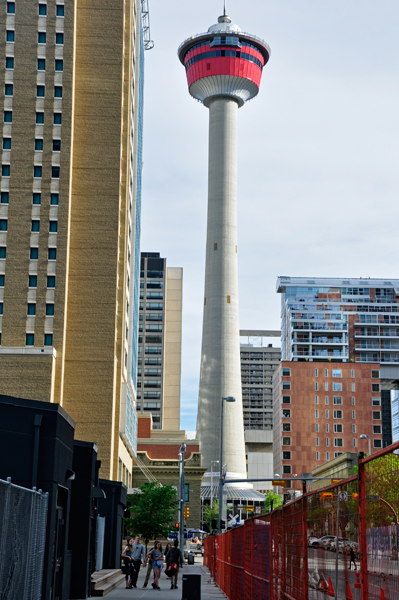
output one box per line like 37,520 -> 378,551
0,0 -> 149,484
137,253 -> 183,430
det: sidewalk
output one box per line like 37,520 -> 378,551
85,557 -> 227,600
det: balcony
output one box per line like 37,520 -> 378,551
292,324 -> 347,331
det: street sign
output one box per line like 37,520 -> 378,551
366,495 -> 380,501
338,491 -> 348,502
255,506 -> 261,514
272,480 -> 288,487
246,505 -> 254,512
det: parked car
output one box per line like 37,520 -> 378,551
308,537 -> 321,547
329,538 -> 349,552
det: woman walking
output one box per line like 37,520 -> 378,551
147,541 -> 164,590
121,538 -> 135,589
164,543 -> 172,579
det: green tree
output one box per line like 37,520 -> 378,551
125,482 -> 179,551
204,500 -> 219,530
264,490 -> 283,511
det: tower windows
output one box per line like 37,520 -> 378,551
38,32 -> 46,44
26,333 -> 34,346
30,248 -> 39,260
6,57 -> 14,69
38,4 -> 47,16
0,193 -> 8,204
33,166 -> 42,178
6,31 -> 15,42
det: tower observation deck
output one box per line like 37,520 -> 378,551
178,13 -> 270,481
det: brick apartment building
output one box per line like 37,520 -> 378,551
273,361 -> 383,487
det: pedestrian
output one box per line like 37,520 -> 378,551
121,537 -> 135,589
165,543 -> 172,579
148,541 -> 164,590
130,535 -> 146,588
142,541 -> 157,589
349,546 -> 357,570
165,539 -> 183,590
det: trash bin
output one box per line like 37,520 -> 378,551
182,573 -> 201,600
188,552 -> 195,565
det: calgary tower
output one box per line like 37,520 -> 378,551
178,7 -> 270,479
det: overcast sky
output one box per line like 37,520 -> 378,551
140,0 -> 399,434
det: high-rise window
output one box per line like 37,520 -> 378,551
54,86 -> 62,98
38,32 -> 46,44
56,33 -> 64,45
7,3 -> 15,15
37,86 -> 45,97
6,57 -> 14,69
28,276 -> 37,287
35,139 -> 43,151
34,166 -> 42,178
48,248 -> 57,260
55,60 -> 63,71
36,112 -> 44,124
5,84 -> 13,96
53,140 -> 61,151
54,113 -> 62,124
6,31 -> 15,42
47,276 -> 55,288
31,221 -> 40,232
2,166 -> 10,177
50,194 -> 59,205
26,333 -> 34,345
33,193 -> 41,204
4,111 -> 12,123
27,304 -> 36,315
56,5 -> 65,16
38,4 -> 47,15
0,193 -> 9,204
49,221 -> 58,232
0,220 -> 8,231
44,334 -> 53,346
51,167 -> 60,178
38,59 -> 46,70
46,304 -> 54,316
30,248 -> 38,260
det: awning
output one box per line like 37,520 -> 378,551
201,485 -> 265,501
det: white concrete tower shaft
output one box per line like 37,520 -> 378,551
196,97 -> 246,478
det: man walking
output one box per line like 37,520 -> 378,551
130,535 -> 146,588
143,541 -> 157,589
165,539 -> 183,590
349,546 -> 357,571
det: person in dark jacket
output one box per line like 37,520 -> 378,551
349,546 -> 357,570
121,538 -> 135,589
165,539 -> 183,590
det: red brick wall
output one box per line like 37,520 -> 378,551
137,416 -> 152,438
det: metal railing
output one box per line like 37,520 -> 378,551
0,478 -> 48,600
205,441 -> 399,600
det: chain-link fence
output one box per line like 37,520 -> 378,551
204,441 -> 399,600
0,477 -> 48,600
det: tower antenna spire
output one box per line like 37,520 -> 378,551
224,0 -> 227,16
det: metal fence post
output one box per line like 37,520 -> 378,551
358,457 -> 369,600
302,481 -> 308,600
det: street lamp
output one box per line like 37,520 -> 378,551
293,474 -> 298,498
210,460 -> 219,509
360,434 -> 371,456
219,396 -> 236,534
178,443 -> 186,554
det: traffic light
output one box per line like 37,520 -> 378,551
322,493 -> 333,499
220,519 -> 226,530
175,523 -> 179,531
184,506 -> 190,519
352,493 -> 359,499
